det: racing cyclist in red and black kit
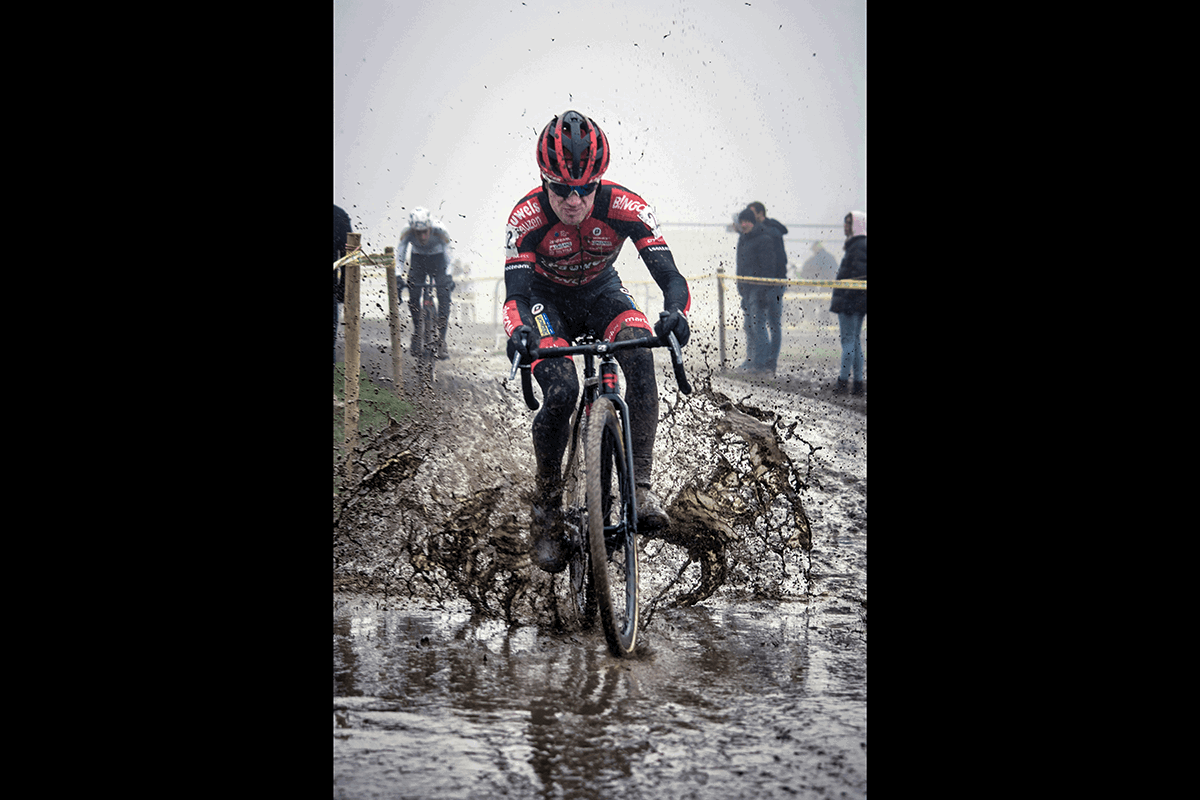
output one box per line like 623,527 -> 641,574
504,110 -> 692,574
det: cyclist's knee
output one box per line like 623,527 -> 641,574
614,323 -> 651,340
533,357 -> 578,413
611,316 -> 654,345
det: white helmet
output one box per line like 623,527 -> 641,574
409,207 -> 432,231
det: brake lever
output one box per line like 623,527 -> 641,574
667,331 -> 692,395
505,331 -> 541,410
507,330 -> 533,381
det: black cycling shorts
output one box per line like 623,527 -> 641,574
528,271 -> 652,355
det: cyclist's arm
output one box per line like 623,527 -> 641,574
394,234 -> 412,287
640,245 -> 692,317
502,260 -> 534,337
502,191 -> 549,336
432,225 -> 453,268
606,185 -> 692,316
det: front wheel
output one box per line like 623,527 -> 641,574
585,397 -> 639,656
558,404 -> 594,631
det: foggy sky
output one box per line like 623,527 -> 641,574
333,0 -> 866,271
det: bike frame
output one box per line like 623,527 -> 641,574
574,345 -> 639,542
411,272 -> 451,365
507,317 -> 689,655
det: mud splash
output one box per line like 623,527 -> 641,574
333,354 -> 819,628
334,333 -> 866,799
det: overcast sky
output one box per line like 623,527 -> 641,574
333,0 -> 865,270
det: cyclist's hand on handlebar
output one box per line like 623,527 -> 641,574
506,325 -> 536,362
655,309 -> 690,347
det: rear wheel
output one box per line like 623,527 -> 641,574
585,397 -> 639,656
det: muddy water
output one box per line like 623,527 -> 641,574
334,593 -> 864,799
334,340 -> 865,799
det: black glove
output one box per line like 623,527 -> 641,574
655,310 -> 690,348
506,325 -> 536,362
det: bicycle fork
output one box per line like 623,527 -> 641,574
593,357 -> 640,544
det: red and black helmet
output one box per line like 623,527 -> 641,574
536,110 -> 610,186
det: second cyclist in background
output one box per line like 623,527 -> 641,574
397,207 -> 454,360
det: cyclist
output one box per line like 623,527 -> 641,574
396,207 -> 454,360
502,110 -> 692,573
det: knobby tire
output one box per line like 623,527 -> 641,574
558,404 -> 594,630
586,397 -> 639,656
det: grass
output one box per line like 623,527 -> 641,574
333,362 -> 415,462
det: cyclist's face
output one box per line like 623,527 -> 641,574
415,229 -> 431,245
546,184 -> 595,226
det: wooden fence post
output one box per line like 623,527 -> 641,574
343,232 -> 362,484
384,246 -> 402,395
716,262 -> 727,368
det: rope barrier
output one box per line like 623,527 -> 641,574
335,231 -> 863,429
336,254 -> 865,291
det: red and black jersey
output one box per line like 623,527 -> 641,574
502,181 -> 691,333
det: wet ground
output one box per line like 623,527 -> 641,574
333,317 -> 865,799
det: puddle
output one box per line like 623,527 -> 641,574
335,596 -> 865,799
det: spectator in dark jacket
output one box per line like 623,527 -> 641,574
748,202 -> 788,357
748,201 -> 789,274
736,207 -> 785,374
830,210 -> 867,395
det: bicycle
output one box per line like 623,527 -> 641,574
508,312 -> 691,656
411,273 -> 448,384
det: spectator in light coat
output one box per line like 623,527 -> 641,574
830,210 -> 867,394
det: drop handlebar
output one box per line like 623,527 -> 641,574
507,312 -> 692,410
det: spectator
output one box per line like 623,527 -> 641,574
830,211 -> 867,395
747,201 -> 789,276
748,202 -> 788,367
799,240 -> 839,325
736,207 -> 785,375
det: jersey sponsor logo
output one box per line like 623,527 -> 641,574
502,300 -> 523,336
602,310 -> 652,342
611,191 -> 663,238
610,193 -> 647,216
508,197 -> 542,226
534,312 -> 554,338
506,198 -> 546,248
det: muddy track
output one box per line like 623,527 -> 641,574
334,346 -> 862,632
